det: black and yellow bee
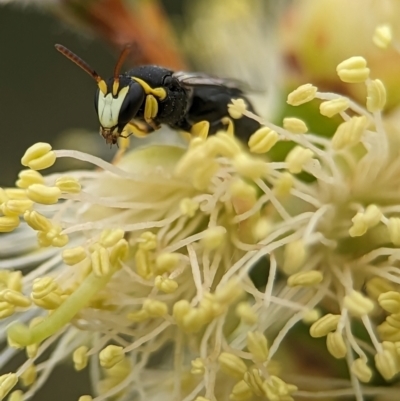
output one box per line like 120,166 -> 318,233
55,44 -> 260,146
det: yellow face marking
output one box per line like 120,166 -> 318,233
132,77 -> 167,100
97,86 -> 129,128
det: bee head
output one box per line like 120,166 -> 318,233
95,76 -> 145,145
55,44 -> 143,145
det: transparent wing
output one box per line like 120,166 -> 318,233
173,71 -> 248,91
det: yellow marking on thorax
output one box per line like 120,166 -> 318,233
132,77 -> 167,100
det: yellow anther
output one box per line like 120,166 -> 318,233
154,276 -> 178,293
375,350 -> 398,381
0,216 -> 20,233
179,198 -> 199,217
155,252 -> 180,274
24,210 -> 51,231
235,302 -> 258,325
229,180 -> 257,207
0,289 -> 31,308
109,238 -> 129,265
78,396 -> 93,401
214,279 -> 244,305
181,308 -> 210,333
378,291 -> 400,314
25,317 -> 44,358
0,301 -> 15,319
248,126 -> 279,154
336,56 -> 370,83
386,313 -> 400,329
349,214 -> 368,237
2,199 -> 33,216
326,332 -> 347,359
247,331 -> 269,362
388,217 -> 400,246
273,172 -> 294,198
351,358 -> 373,383
21,142 -> 56,170
343,291 -> 375,317
135,248 -> 153,279
191,121 -> 210,139
243,368 -> 264,397
138,231 -> 157,251
287,270 -> 323,287
31,277 -> 60,300
0,373 -> 18,400
7,271 -> 23,292
55,176 -> 81,194
366,79 -> 386,112
377,321 -> 400,342
99,345 -> 125,369
4,189 -> 28,200
366,277 -> 396,300
37,226 -> 69,248
91,246 -> 110,277
373,24 -> 392,49
127,309 -> 149,322
232,154 -> 266,180
8,390 -> 23,401
201,226 -> 226,250
263,376 -> 298,401
332,115 -> 368,151
218,352 -> 247,379
194,397 -> 211,401
62,246 -> 87,266
206,132 -> 242,158
228,98 -> 248,119
282,240 -> 307,275
302,308 -> 321,324
191,358 -> 205,375
319,97 -> 350,118
144,94 -> 159,123
132,77 -> 166,100
364,204 -> 382,227
252,217 -> 271,241
287,83 -> 317,106
0,188 -> 8,204
20,365 -> 36,387
173,299 -> 191,325
15,170 -> 44,189
26,184 -> 61,205
310,314 -> 341,338
143,299 -> 168,318
192,160 -> 219,190
100,229 -> 125,248
230,380 -> 253,401
285,146 -> 314,174
73,346 -> 89,371
283,117 -> 308,134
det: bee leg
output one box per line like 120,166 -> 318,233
144,94 -> 161,130
190,121 -> 210,139
125,121 -> 155,138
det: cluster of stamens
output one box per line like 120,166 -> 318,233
1,36 -> 400,401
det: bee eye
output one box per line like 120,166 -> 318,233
117,84 -> 145,129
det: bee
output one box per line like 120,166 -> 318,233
55,44 -> 260,146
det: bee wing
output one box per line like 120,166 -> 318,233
173,71 -> 249,91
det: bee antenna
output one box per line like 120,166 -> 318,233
113,45 -> 132,95
55,44 -> 107,95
